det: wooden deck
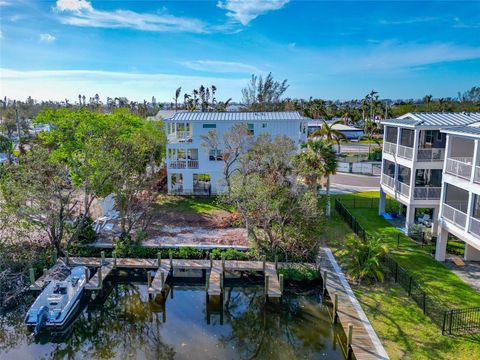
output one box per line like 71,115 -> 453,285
31,257 -> 284,299
29,261 -> 65,291
319,247 -> 389,360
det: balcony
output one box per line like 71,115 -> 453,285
381,173 -> 395,189
442,203 -> 467,229
169,160 -> 199,169
445,157 -> 473,180
167,133 -> 193,144
396,181 -> 410,197
413,187 -> 441,200
383,141 -> 396,155
417,148 -> 445,162
397,145 -> 413,160
469,217 -> 480,238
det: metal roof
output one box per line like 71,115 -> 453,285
164,111 -> 305,122
441,125 -> 480,138
382,112 -> 480,128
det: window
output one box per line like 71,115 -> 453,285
415,169 -> 442,187
262,122 -> 267,128
425,130 -> 434,144
437,132 -> 442,141
203,123 -> 216,129
209,149 -> 222,161
247,123 -> 254,135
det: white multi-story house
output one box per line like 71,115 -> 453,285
164,111 -> 307,195
435,125 -> 480,261
379,112 -> 480,232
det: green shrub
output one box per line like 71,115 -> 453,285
278,265 -> 320,282
77,217 -> 97,244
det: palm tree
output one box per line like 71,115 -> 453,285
309,119 -> 346,153
295,138 -> 337,216
174,87 -> 181,112
344,236 -> 387,283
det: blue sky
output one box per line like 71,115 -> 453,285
1,0 -> 480,102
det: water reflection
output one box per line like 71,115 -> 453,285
0,274 -> 344,359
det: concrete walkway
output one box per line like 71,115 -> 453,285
444,256 -> 480,293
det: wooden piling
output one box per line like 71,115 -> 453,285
205,273 -> 209,290
274,254 -> 278,270
161,272 -> 165,288
98,267 -> 103,289
53,249 -> 57,263
29,268 -> 35,285
333,293 -> 338,324
157,252 -> 161,267
169,251 -> 173,268
65,251 -> 69,265
220,272 -> 224,290
43,268 -> 48,278
347,323 -> 353,355
84,267 -> 89,283
147,271 -> 152,287
323,270 -> 328,294
279,274 -> 284,294
101,251 -> 105,266
262,255 -> 266,271
265,274 -> 269,301
209,253 -> 213,268
221,254 -> 225,272
113,253 -> 117,268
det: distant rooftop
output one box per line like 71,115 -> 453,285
382,112 -> 480,128
164,111 -> 305,122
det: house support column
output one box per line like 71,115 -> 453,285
464,243 -> 480,261
431,206 -> 439,234
435,227 -> 448,261
405,205 -> 416,231
378,188 -> 386,215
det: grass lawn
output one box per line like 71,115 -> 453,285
318,207 -> 480,359
155,194 -> 232,214
335,191 -> 480,309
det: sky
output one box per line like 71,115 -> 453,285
0,0 -> 480,103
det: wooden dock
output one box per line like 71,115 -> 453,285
319,247 -> 389,360
29,261 -> 66,291
30,256 -> 284,300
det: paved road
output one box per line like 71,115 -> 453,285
340,144 -> 372,153
322,173 -> 380,194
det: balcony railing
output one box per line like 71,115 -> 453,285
417,148 -> 445,162
442,203 -> 467,229
396,181 -> 410,197
445,157 -> 473,180
383,141 -> 397,155
397,145 -> 413,160
381,173 -> 395,189
167,133 -> 193,144
413,187 -> 441,200
169,159 -> 199,169
469,217 -> 480,238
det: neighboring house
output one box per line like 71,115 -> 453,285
379,112 -> 480,234
435,126 -> 480,261
307,121 -> 364,140
164,111 -> 308,195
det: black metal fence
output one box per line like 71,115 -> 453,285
334,198 -> 480,336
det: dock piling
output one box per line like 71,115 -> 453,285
333,293 -> 338,324
262,256 -> 266,271
29,268 -> 35,285
65,251 -> 69,265
221,254 -> 225,272
43,268 -> 48,278
101,251 -> 105,266
157,252 -> 161,267
220,272 -> 224,291
205,273 -> 209,290
265,274 -> 269,301
147,270 -> 152,287
113,253 -> 117,268
347,323 -> 353,356
323,271 -> 328,294
98,267 -> 103,290
85,267 -> 89,283
161,272 -> 165,288
274,254 -> 278,270
169,251 -> 173,268
53,249 -> 57,263
279,274 -> 284,294
209,253 -> 213,268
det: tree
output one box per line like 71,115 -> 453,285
200,123 -> 252,193
295,139 -> 337,216
309,119 -> 346,153
344,236 -> 387,283
241,73 -> 289,111
0,145 -> 76,252
173,87 -> 181,111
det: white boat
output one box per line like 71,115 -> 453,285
25,266 -> 89,333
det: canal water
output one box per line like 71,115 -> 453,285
0,273 -> 345,359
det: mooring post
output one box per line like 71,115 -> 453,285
347,323 -> 353,357
279,274 -> 284,294
43,268 -> 48,278
221,254 -> 225,272
157,252 -> 161,267
101,251 -> 105,266
113,253 -> 117,269
262,255 -> 266,271
98,267 -> 103,290
169,251 -> 173,268
275,254 -> 278,270
84,267 -> 89,283
29,268 -> 35,285
205,272 -> 209,291
323,271 -> 328,294
161,271 -> 165,288
220,272 -> 224,291
265,274 -> 270,301
333,293 -> 338,324
209,252 -> 213,268
65,250 -> 69,265
147,270 -> 152,288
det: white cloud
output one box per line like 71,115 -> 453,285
379,17 -> 437,25
39,33 -> 56,43
181,60 -> 261,74
0,1 -> 11,6
54,0 -> 207,33
0,68 -> 248,102
217,0 -> 289,25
